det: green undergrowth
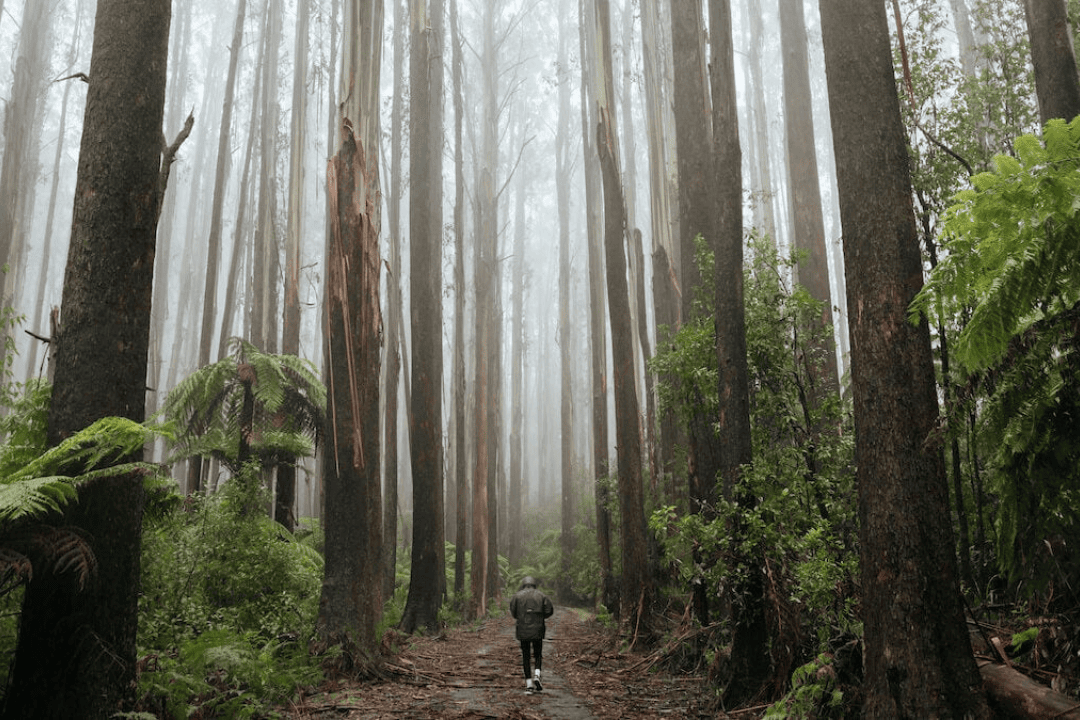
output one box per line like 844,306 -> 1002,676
136,466 -> 324,718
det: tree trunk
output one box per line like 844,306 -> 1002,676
557,0 -> 575,604
640,0 -> 680,497
594,0 -> 654,643
780,0 -> 839,395
708,0 -> 767,703
316,0 -> 385,663
252,0 -> 283,354
147,0 -> 192,418
508,121 -> 526,566
218,29 -> 266,358
745,0 -> 778,244
579,0 -> 615,619
27,0 -> 84,381
669,0 -> 720,625
979,660 -> 1080,720
5,1 -> 171,716
1024,0 -> 1080,125
199,0 -> 248,371
275,0 -> 311,532
450,0 -> 469,597
819,0 -> 992,715
384,0 -> 406,602
401,0 -> 445,634
0,0 -> 51,367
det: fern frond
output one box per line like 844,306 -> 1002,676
0,525 -> 97,591
913,115 -> 1080,371
0,547 -> 32,595
0,476 -> 78,523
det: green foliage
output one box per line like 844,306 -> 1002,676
0,378 -> 50,476
158,337 -> 325,475
137,464 -> 323,716
911,117 -> 1080,593
650,235 -> 858,661
913,117 -> 1080,372
137,629 -> 320,719
0,412 -> 167,525
763,653 -> 844,720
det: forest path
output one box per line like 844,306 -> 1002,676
291,606 -> 715,719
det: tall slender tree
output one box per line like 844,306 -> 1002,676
469,0 -> 499,618
450,0 -> 470,596
401,0 -> 445,634
0,0 -> 52,350
579,0 -> 614,618
780,0 -> 838,394
669,0 -> 720,624
556,0 -> 575,603
383,0 -> 406,601
316,0 -> 385,662
252,0 -> 283,354
819,0 -> 992,715
276,0 -> 311,531
707,0 -> 767,703
640,0 -> 679,495
4,0 -> 173,715
593,0 -> 654,641
28,0 -> 85,381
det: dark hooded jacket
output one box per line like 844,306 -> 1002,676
509,577 -> 554,641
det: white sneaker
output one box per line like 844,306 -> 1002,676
525,679 -> 534,695
533,669 -> 543,692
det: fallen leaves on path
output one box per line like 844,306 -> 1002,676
286,607 -> 732,719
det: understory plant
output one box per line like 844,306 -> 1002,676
649,234 -> 858,698
137,463 -> 323,717
911,116 -> 1080,598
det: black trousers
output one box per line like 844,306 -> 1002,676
519,639 -> 543,678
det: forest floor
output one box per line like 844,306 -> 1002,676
285,606 -> 762,719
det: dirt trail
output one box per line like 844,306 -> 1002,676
291,606 -> 715,719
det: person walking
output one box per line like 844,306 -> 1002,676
509,576 -> 554,695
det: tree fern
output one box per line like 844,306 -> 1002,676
912,116 -> 1080,372
158,338 -> 325,474
913,116 -> 1080,591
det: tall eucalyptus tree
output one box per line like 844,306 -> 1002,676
4,0 -> 173,714
593,0 -> 654,641
316,0 -> 385,661
820,0 -> 992,714
401,0 -> 446,634
707,0 -> 765,703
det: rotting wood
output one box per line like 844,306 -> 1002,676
979,659 -> 1080,719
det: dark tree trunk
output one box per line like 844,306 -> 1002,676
4,1 -> 171,716
318,122 -> 384,658
819,0 -> 992,716
316,0 -> 385,661
594,0 -> 654,643
669,0 -> 722,626
1024,0 -> 1080,125
579,0 -> 614,619
708,0 -> 767,704
401,0 -> 445,634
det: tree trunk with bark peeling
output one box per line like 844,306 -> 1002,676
316,0 -> 385,664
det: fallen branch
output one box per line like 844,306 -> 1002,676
979,659 -> 1080,719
